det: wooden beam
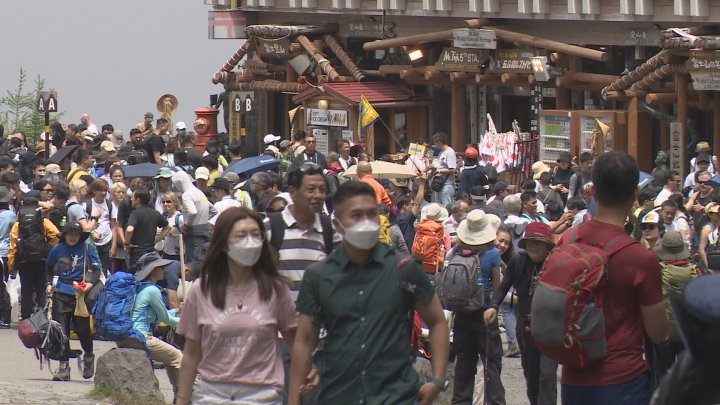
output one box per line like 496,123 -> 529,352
323,35 -> 365,82
228,80 -> 310,93
400,69 -> 424,81
464,19 -> 491,28
451,82 -> 467,152
450,72 -> 471,82
604,90 -> 627,101
628,96 -> 640,160
378,65 -> 435,75
677,74 -> 689,176
486,26 -> 606,62
297,35 -> 340,82
363,30 -> 454,51
714,93 -> 720,156
213,40 -> 256,84
646,93 -> 678,104
501,73 -> 524,84
564,72 -> 619,86
424,70 -> 446,81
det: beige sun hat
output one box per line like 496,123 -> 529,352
420,203 -> 449,222
456,209 -> 501,246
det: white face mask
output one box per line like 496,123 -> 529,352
341,219 -> 380,250
227,236 -> 263,267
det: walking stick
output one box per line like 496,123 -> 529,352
178,233 -> 187,303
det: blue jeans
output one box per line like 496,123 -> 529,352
562,372 -> 651,405
433,182 -> 455,207
499,302 -> 518,350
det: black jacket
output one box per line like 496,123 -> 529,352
291,151 -> 327,170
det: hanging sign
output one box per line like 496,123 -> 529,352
307,108 -> 348,127
690,72 -> 720,90
255,38 -> 291,58
494,49 -> 535,73
688,50 -> 720,71
453,29 -> 497,49
408,142 -> 427,157
348,21 -> 396,38
669,122 -> 683,172
625,29 -> 659,46
435,48 -> 485,73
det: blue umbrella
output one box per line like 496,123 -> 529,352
123,162 -> 164,178
707,174 -> 720,188
638,171 -> 653,189
223,155 -> 279,177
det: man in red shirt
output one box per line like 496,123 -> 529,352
561,151 -> 667,405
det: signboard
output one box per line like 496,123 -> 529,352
255,38 -> 291,58
453,29 -> 497,49
670,122 -> 683,173
341,129 -> 353,141
494,49 -> 535,73
530,84 -> 543,134
312,128 -> 329,155
435,48 -> 485,73
689,50 -> 720,71
691,72 -> 720,90
306,108 -> 348,127
36,91 -> 58,113
625,29 -> 659,46
408,142 -> 427,157
347,21 -> 395,38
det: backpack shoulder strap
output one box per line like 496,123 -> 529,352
396,255 -> 416,311
320,214 -> 334,254
267,212 -> 286,254
175,213 -> 181,229
602,235 -> 637,256
85,200 -> 93,219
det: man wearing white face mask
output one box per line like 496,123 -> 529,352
290,181 -> 451,405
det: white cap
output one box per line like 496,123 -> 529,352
176,121 -> 186,130
264,134 -> 281,144
195,167 -> 210,180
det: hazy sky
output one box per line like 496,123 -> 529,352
0,0 -> 239,137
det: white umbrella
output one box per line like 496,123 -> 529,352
344,161 -> 416,180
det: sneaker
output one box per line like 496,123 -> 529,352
504,347 -> 521,358
82,353 -> 95,380
0,321 -> 10,329
52,365 -> 70,381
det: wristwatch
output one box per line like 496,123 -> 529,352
430,378 -> 450,392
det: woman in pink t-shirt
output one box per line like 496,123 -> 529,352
176,207 -> 300,405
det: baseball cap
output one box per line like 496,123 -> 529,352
176,122 -> 186,131
223,172 -> 240,185
144,112 -> 154,119
264,134 -> 281,144
195,167 -> 210,181
45,163 -> 62,174
464,146 -> 479,159
493,181 -> 510,193
154,167 -> 173,179
280,140 -> 292,148
100,140 -> 116,153
211,177 -> 232,191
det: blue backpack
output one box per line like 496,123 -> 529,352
93,271 -> 153,343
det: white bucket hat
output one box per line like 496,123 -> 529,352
421,203 -> 449,222
456,209 -> 501,246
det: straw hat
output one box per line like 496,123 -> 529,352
456,209 -> 500,246
532,161 -> 551,180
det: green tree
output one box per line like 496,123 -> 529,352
0,68 -> 63,144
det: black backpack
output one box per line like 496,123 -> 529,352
47,205 -> 68,231
16,205 -> 48,264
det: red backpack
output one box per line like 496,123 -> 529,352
530,226 -> 636,369
412,220 -> 445,273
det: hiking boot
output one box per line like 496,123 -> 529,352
52,364 -> 70,381
504,347 -> 521,358
82,353 -> 95,379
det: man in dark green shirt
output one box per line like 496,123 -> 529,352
290,181 -> 450,405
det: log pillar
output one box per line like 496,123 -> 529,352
451,82 -> 467,152
714,93 -> 720,157
660,103 -> 670,152
677,74 -> 688,176
628,96 -> 639,161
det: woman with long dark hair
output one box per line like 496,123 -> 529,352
176,207 -> 299,405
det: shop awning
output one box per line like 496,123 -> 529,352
292,82 -> 415,105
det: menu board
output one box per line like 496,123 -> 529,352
539,113 -> 572,163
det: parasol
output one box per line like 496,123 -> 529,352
344,161 -> 416,180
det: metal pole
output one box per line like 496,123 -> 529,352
44,111 -> 50,160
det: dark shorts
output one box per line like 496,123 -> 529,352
562,372 -> 651,405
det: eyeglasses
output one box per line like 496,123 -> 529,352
697,181 -> 706,185
641,224 -> 658,231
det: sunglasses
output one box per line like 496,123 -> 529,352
641,224 -> 658,231
163,200 -> 173,204
43,188 -> 54,192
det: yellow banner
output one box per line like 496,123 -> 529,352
359,95 -> 379,129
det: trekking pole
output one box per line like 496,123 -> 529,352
178,233 -> 187,303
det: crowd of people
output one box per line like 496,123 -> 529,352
0,114 -> 717,405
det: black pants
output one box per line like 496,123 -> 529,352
653,340 -> 685,383
129,248 -> 154,273
184,225 -> 211,263
0,257 -> 11,323
452,311 -> 506,405
18,261 -> 47,320
52,292 -> 93,362
517,316 -> 558,405
95,243 -> 111,278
